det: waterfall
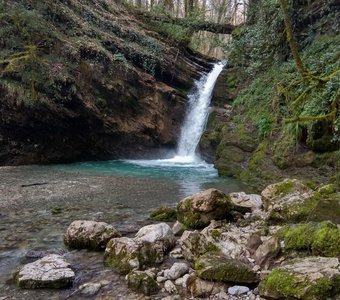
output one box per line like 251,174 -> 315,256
125,61 -> 225,170
176,62 -> 225,161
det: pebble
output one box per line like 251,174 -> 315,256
164,280 -> 177,294
157,276 -> 167,283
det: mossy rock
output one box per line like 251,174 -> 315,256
104,237 -> 164,275
259,257 -> 340,300
278,221 -> 340,257
127,271 -> 159,295
195,253 -> 258,284
177,189 -> 234,229
150,207 -> 177,222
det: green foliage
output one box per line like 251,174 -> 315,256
156,23 -> 192,45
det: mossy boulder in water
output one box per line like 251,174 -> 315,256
127,270 -> 159,295
104,223 -> 175,274
177,188 -> 234,229
104,237 -> 164,274
194,253 -> 259,284
150,206 -> 177,221
259,257 -> 340,299
64,220 -> 121,250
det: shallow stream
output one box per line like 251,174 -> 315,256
0,161 -> 250,299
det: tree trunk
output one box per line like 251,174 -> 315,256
279,0 -> 308,77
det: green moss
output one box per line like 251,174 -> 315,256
259,269 -> 304,299
318,184 -> 336,195
278,222 -> 340,257
204,243 -> 220,253
150,206 -> 176,222
127,271 -> 159,295
248,142 -> 267,171
210,230 -> 222,239
311,223 -> 340,257
195,253 -> 258,283
274,179 -> 295,196
260,269 -> 340,300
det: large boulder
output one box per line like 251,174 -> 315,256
261,179 -> 315,223
195,253 -> 259,284
177,189 -> 234,229
14,254 -> 75,289
64,220 -> 121,250
104,237 -> 164,274
135,223 -> 176,252
104,223 -> 175,274
179,220 -> 263,263
259,257 -> 340,299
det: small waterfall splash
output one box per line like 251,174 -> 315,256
174,61 -> 225,162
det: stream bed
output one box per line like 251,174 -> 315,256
0,161 -> 250,299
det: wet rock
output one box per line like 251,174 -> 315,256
164,280 -> 177,294
14,254 -> 75,289
135,223 -> 176,252
79,282 -> 102,297
150,206 -> 177,222
104,237 -> 164,274
127,270 -> 159,295
253,236 -> 280,269
164,262 -> 189,280
186,273 -> 228,298
195,253 -> 259,284
259,257 -> 340,299
228,285 -> 250,295
172,221 -> 185,236
64,220 -> 121,250
177,188 -> 234,229
261,179 -> 314,223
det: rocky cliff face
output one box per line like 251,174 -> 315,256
201,0 -> 340,190
0,0 -> 212,165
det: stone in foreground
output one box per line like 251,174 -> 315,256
164,262 -> 189,280
135,222 -> 176,252
177,188 -> 234,229
104,237 -> 164,274
14,254 -> 75,289
259,257 -> 340,299
127,270 -> 159,295
195,253 -> 259,284
64,220 -> 121,250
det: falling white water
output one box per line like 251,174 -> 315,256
125,61 -> 225,171
175,61 -> 225,162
